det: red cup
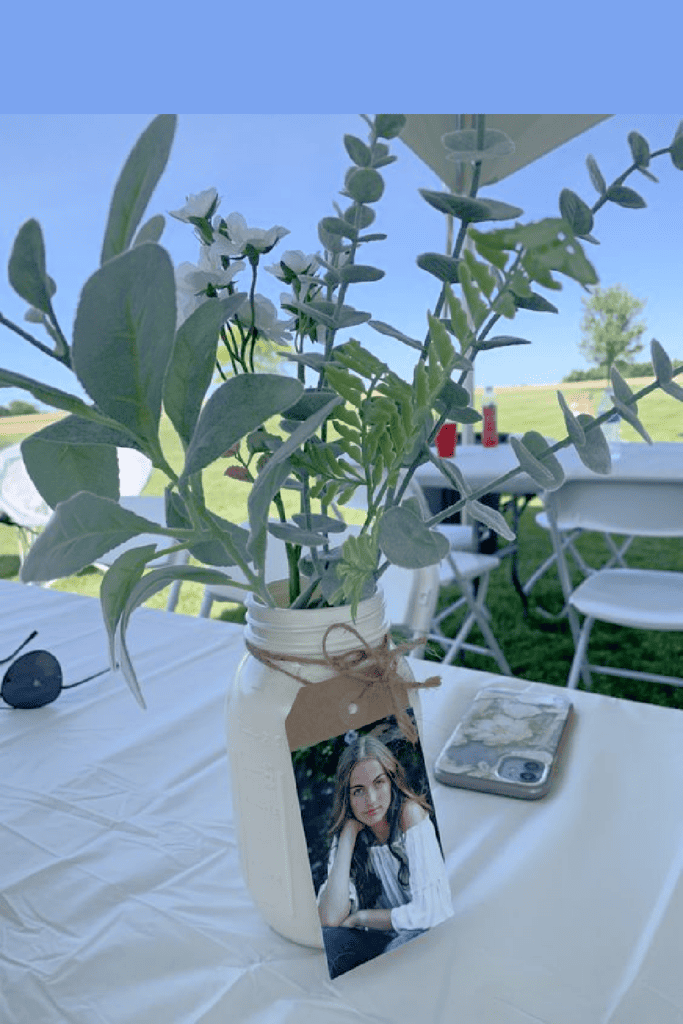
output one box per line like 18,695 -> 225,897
436,423 -> 457,457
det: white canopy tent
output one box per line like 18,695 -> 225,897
398,115 -> 611,446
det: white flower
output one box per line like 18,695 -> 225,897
223,212 -> 289,256
169,188 -> 219,223
175,259 -> 245,325
238,294 -> 294,345
265,249 -> 320,280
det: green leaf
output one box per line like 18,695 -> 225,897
466,499 -> 516,541
444,287 -> 474,346
556,391 -> 586,448
660,379 -> 683,402
101,114 -> 177,264
433,379 -> 471,419
512,291 -> 559,314
182,374 -> 302,479
428,448 -> 470,495
21,430 -> 120,509
520,431 -> 564,490
445,405 -> 481,425
267,522 -> 330,547
441,128 -> 515,161
416,253 -> 461,283
559,189 -> 594,236
610,395 -> 652,443
574,414 -> 611,474
510,434 -> 562,490
343,204 -> 375,229
462,250 -> 496,299
606,185 -> 646,209
628,131 -> 650,168
651,338 -> 673,383
20,492 -> 178,582
133,214 -> 165,246
345,167 -> 384,204
586,155 -> 606,195
0,369 -> 118,424
374,115 -> 406,139
164,294 -> 246,448
457,261 -> 488,329
378,505 -> 449,569
344,134 -> 372,166
284,388 -> 339,421
291,513 -> 347,534
248,395 -> 341,567
8,219 -> 55,315
319,216 -> 358,239
338,264 -> 385,284
115,563 -> 235,707
609,367 -> 638,413
670,134 -> 683,170
101,544 -> 158,670
73,243 -> 177,447
427,312 -> 454,367
368,320 -> 422,351
476,335 -> 531,351
419,190 -> 522,223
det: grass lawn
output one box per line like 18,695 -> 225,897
1,382 -> 682,708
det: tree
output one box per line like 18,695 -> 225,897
579,284 -> 647,378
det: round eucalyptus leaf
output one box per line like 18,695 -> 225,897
345,167 -> 385,204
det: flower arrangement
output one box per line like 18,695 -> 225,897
2,114 -> 683,706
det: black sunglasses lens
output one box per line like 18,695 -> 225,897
1,651 -> 63,709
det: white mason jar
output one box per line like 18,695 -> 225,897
225,586 -> 420,948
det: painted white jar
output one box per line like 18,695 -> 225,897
225,587 -> 420,948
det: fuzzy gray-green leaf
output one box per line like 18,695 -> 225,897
651,338 -> 673,383
556,391 -> 586,448
510,435 -> 559,490
378,505 -> 449,569
164,293 -> 246,448
466,499 -> 516,542
183,374 -> 302,479
73,243 -> 177,447
20,492 -> 178,582
101,114 -> 176,264
21,432 -> 120,509
575,414 -> 611,474
8,219 -> 55,315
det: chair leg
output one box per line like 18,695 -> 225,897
199,589 -> 214,618
567,615 -> 594,690
431,572 -> 511,675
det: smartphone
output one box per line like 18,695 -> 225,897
434,686 -> 573,799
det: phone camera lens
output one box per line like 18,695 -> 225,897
520,771 -> 537,782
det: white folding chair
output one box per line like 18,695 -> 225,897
405,477 -> 512,673
545,477 -> 683,690
521,507 -> 634,610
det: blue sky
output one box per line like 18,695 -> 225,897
1,114 -> 682,410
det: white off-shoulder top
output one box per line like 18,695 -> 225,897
319,816 -> 454,932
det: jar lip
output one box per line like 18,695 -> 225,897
247,588 -> 381,618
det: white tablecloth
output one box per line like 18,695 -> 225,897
3,580 -> 683,1024
416,440 -> 683,496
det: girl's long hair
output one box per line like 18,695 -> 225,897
328,734 -> 432,909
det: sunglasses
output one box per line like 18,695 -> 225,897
1,631 -> 109,709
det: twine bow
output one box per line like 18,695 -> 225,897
245,623 -> 441,744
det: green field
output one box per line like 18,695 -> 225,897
2,383 -> 682,706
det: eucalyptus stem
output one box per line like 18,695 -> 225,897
0,312 -> 70,364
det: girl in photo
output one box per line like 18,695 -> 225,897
317,734 -> 453,978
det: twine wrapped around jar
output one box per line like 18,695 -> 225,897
246,622 -> 440,745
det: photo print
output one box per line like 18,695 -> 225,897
291,710 -> 454,979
